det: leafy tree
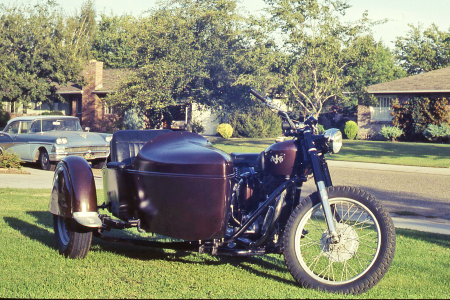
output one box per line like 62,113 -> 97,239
91,14 -> 140,68
395,23 -> 450,75
107,0 -> 275,128
264,0 -> 387,116
0,1 -> 95,107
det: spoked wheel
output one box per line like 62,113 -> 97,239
53,214 -> 92,259
283,186 -> 396,294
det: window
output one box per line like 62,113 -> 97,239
6,122 -> 20,134
104,103 -> 114,115
370,96 -> 393,121
76,97 -> 82,114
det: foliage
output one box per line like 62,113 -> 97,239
264,0 -> 388,116
0,109 -> 10,128
216,123 -> 233,139
0,1 -> 95,107
40,110 -> 64,116
123,108 -> 146,130
91,14 -> 140,68
228,106 -> 281,138
190,119 -> 205,134
423,123 -> 450,142
94,115 -> 120,133
344,120 -> 358,140
106,0 -> 270,128
395,24 -> 450,75
317,124 -> 325,134
391,97 -> 450,140
380,125 -> 404,141
0,150 -> 21,169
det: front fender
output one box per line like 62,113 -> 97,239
49,156 -> 100,226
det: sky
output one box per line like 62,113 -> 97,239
3,0 -> 450,49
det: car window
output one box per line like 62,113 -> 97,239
6,122 -> 20,134
20,121 -> 31,134
30,118 -> 82,132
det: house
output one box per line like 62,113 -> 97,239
358,66 -> 450,139
2,60 -> 221,135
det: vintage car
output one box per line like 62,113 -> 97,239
0,116 -> 112,170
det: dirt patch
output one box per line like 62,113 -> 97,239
0,168 -> 31,174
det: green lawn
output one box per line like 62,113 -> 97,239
1,188 -> 449,299
211,138 -> 450,168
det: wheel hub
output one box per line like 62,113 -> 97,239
320,222 -> 359,263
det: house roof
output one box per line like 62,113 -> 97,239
367,66 -> 450,94
56,68 -> 134,95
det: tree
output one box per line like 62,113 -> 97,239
395,23 -> 450,75
264,0 -> 386,116
345,36 -> 405,106
0,1 -> 95,107
106,0 -> 275,128
91,14 -> 140,68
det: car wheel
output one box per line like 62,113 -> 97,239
53,215 -> 92,259
39,150 -> 55,171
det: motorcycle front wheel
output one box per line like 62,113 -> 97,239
283,186 -> 395,294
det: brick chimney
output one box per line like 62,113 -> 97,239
81,60 -> 104,128
90,59 -> 103,89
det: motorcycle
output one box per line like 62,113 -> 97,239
49,88 -> 395,294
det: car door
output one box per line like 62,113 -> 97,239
13,121 -> 34,160
0,129 -> 14,154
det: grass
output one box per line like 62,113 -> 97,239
211,138 -> 450,168
1,188 -> 450,299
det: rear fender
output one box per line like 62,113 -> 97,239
49,156 -> 101,227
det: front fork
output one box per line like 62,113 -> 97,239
305,130 -> 339,242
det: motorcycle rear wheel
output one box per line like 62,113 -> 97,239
283,186 -> 395,294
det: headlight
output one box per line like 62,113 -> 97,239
56,137 -> 68,145
324,128 -> 342,154
105,135 -> 113,143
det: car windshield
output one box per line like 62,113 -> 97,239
30,119 -> 82,132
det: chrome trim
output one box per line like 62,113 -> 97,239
73,212 -> 102,227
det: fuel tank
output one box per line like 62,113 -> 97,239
108,131 -> 234,241
263,139 -> 298,176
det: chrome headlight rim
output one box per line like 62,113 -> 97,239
323,128 -> 342,154
105,135 -> 113,143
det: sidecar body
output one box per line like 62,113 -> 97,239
50,129 -> 234,242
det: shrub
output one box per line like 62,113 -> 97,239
344,121 -> 358,140
228,107 -> 281,138
391,97 -> 450,140
317,124 -> 325,134
191,119 -> 204,134
216,123 -> 233,139
123,108 -> 145,130
423,123 -> 450,142
380,125 -> 403,141
0,150 -> 22,169
0,109 -> 10,129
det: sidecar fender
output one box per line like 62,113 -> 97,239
49,156 -> 102,227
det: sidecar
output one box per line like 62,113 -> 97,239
49,129 -> 234,257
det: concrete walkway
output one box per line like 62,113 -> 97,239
0,161 -> 449,235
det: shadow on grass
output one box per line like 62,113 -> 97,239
395,228 -> 450,248
3,212 -> 298,287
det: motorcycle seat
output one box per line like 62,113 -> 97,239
230,152 -> 261,168
109,129 -> 172,165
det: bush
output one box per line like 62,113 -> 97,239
0,150 -> 22,169
423,123 -> 450,142
191,119 -> 204,134
0,109 -> 10,129
228,107 -> 281,138
317,124 -> 325,134
216,123 -> 233,139
344,121 -> 358,140
391,97 -> 450,140
123,108 -> 145,130
380,125 -> 403,141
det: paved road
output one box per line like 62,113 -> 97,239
1,161 -> 449,234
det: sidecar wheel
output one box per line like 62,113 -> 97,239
283,186 -> 395,294
53,215 -> 92,259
